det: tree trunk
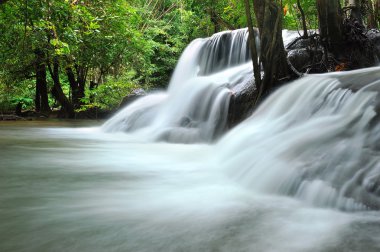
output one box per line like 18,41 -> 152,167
253,0 -> 289,95
66,67 -> 80,107
348,0 -> 363,24
368,0 -> 378,28
243,0 -> 261,90
35,77 -> 41,112
317,0 -> 343,52
76,66 -> 86,103
374,0 -> 380,28
207,9 -> 235,30
66,65 -> 87,109
89,81 -> 98,103
210,0 -> 220,33
35,49 -> 50,113
15,102 -> 22,116
48,58 -> 75,118
297,0 -> 308,38
253,0 -> 265,32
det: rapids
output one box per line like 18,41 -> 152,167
1,29 -> 380,251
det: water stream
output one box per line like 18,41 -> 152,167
1,30 -> 380,251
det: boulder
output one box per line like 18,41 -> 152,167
227,75 -> 258,128
119,88 -> 147,109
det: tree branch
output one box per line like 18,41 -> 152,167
297,0 -> 309,38
207,9 -> 236,30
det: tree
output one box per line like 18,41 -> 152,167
48,57 -> 75,118
250,0 -> 290,98
376,0 -> 380,27
34,49 -> 50,113
0,0 -> 215,115
296,0 -> 308,38
367,0 -> 380,28
317,0 -> 343,52
243,0 -> 261,96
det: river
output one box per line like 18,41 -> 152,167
2,28 -> 380,251
0,120 -> 380,252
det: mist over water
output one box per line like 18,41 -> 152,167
1,30 -> 380,252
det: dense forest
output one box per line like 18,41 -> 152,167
0,0 -> 379,119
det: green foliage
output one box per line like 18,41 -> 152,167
10,97 -> 34,110
82,72 -> 139,111
0,0 -> 345,114
282,0 -> 319,30
0,78 -> 35,112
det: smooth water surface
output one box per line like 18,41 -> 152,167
1,121 -> 380,252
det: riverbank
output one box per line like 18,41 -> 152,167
0,107 -> 114,121
0,118 -> 105,127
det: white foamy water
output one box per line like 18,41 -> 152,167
102,28 -> 255,143
218,67 -> 380,211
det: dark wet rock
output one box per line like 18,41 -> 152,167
119,88 -> 147,109
0,114 -> 26,121
230,29 -> 380,129
20,110 -> 48,118
286,36 -> 317,50
287,49 -> 312,71
367,29 -> 380,59
227,75 -> 257,128
75,107 -> 115,120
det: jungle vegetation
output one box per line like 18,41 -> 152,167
0,0 -> 379,118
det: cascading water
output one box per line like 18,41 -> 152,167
102,28 -> 257,143
2,29 -> 380,252
217,67 -> 380,211
102,28 -> 380,211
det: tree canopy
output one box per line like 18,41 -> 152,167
0,0 -> 379,117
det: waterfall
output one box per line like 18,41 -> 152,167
102,28 -> 257,143
218,66 -> 380,211
103,28 -> 380,211
3,29 -> 380,252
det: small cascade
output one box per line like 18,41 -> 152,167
197,29 -> 253,75
102,28 -> 257,143
217,67 -> 380,211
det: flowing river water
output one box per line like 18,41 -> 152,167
1,120 -> 380,252
1,30 -> 380,251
